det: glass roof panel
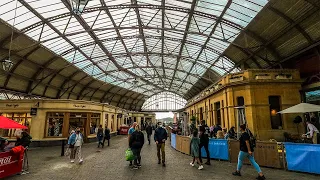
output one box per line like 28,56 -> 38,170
0,0 -> 268,98
0,1 -> 40,29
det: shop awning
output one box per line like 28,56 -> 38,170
278,103 -> 320,114
0,116 -> 28,129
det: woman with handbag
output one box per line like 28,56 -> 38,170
68,127 -> 84,164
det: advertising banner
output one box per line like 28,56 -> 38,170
284,143 -> 320,174
119,126 -> 130,135
171,133 -> 176,149
0,151 -> 23,178
201,139 -> 229,160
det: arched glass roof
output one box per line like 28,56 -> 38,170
0,0 -> 267,99
142,91 -> 186,111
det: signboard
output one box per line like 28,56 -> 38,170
201,139 -> 229,160
171,133 -> 176,149
0,151 -> 23,178
30,108 -> 37,116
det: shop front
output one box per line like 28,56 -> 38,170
0,99 -> 122,146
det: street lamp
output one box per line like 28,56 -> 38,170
69,0 -> 90,15
1,59 -> 14,71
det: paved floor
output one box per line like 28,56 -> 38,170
4,134 -> 319,180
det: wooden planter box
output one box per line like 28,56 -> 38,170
229,140 -> 283,169
180,136 -> 191,155
176,135 -> 182,152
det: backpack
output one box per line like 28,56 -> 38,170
246,129 -> 256,149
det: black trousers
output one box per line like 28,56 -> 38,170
147,134 -> 151,144
199,142 -> 210,163
103,137 -> 110,146
132,148 -> 141,165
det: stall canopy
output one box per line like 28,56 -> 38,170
0,116 -> 28,129
278,103 -> 320,114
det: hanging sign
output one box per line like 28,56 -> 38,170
30,108 -> 37,116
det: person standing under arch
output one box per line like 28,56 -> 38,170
154,122 -> 167,167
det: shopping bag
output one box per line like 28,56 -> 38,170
125,148 -> 134,161
65,147 -> 71,157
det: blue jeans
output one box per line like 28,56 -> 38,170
237,151 -> 262,173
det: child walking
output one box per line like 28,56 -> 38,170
190,130 -> 203,170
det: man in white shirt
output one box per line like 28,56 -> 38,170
305,121 -> 320,144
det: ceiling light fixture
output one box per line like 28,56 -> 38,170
1,0 -> 18,72
69,0 -> 90,15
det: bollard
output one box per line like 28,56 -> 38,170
61,140 -> 65,156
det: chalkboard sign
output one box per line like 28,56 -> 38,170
30,108 -> 37,115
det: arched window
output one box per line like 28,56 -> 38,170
142,92 -> 187,111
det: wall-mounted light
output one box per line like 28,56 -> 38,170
271,109 -> 277,116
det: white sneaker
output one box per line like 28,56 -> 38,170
190,162 -> 194,167
198,165 -> 203,170
71,160 -> 75,163
79,159 -> 83,164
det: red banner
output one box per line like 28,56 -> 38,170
0,151 -> 23,179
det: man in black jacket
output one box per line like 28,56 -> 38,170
154,122 -> 168,166
15,131 -> 32,148
146,123 -> 153,145
103,126 -> 111,147
199,120 -> 211,165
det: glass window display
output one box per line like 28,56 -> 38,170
46,112 -> 64,137
90,113 -> 101,134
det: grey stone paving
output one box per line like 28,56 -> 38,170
4,134 -> 319,180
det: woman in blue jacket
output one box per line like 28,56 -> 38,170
68,128 -> 84,164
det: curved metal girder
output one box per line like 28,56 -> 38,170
22,27 -> 229,57
176,0 -> 233,91
21,5 -> 243,33
98,0 -> 158,89
77,79 -> 96,100
142,99 -> 186,110
130,0 -> 166,88
227,6 -> 318,72
117,91 -> 136,107
56,70 -> 82,98
19,0 -> 117,96
170,0 -> 197,89
268,6 -> 313,43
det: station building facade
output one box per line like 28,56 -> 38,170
185,69 -> 304,141
0,99 -> 155,145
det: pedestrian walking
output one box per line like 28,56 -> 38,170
68,127 -> 84,164
199,120 -> 210,165
154,122 -> 168,167
189,130 -> 203,170
128,122 -> 137,166
97,125 -> 104,148
103,125 -> 111,147
232,124 -> 265,179
129,125 -> 145,170
146,123 -> 153,145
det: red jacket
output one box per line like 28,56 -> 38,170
11,145 -> 25,167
